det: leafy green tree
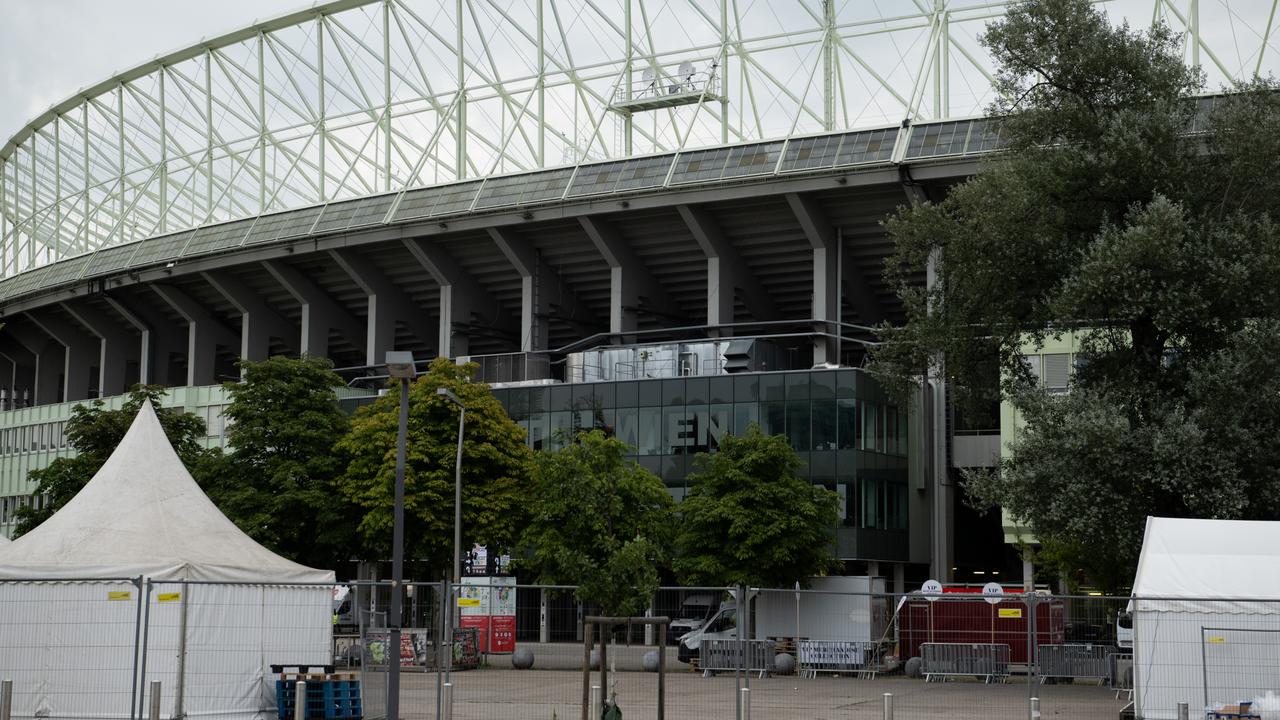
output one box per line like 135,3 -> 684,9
13,386 -> 218,537
199,356 -> 357,571
674,425 -> 839,588
874,0 -> 1280,587
334,357 -> 533,573
518,430 -> 675,616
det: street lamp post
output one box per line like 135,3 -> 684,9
384,351 -> 417,720
435,387 -> 467,584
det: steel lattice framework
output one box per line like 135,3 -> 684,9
0,0 -> 1275,277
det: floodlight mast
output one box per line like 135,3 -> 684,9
384,350 -> 415,720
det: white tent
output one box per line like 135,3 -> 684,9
0,401 -> 334,720
1132,517 -> 1280,719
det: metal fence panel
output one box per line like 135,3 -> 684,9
920,642 -> 1012,683
1038,644 -> 1111,683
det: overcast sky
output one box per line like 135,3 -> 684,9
0,0 -> 304,143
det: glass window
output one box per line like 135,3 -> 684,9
709,376 -> 733,404
638,380 -> 662,407
526,413 -> 549,451
761,401 -> 786,437
662,379 -> 686,406
863,402 -> 879,451
812,372 -> 836,400
527,387 -> 547,414
686,377 -> 709,404
837,399 -> 858,450
638,407 -> 663,455
615,408 -> 639,452
616,381 -> 637,408
861,479 -> 880,529
786,401 -> 810,451
549,411 -> 574,449
813,400 -> 837,450
550,385 -> 573,412
595,383 -> 616,410
707,404 -> 732,451
733,403 -> 759,436
734,375 -> 759,403
785,373 -> 810,401
759,374 -> 785,402
664,406 -> 690,454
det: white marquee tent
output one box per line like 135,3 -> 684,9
1132,517 -> 1280,719
0,401 -> 334,720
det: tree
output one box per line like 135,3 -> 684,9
674,425 -> 839,588
199,356 -> 357,571
334,357 -> 534,573
874,0 -> 1280,587
517,430 -> 675,617
13,386 -> 218,537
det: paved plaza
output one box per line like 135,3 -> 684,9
363,657 -> 1131,720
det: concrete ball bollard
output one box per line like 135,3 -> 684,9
511,648 -> 535,669
642,650 -> 660,672
773,652 -> 796,674
905,656 -> 923,678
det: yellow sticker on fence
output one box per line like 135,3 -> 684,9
157,593 -> 182,603
108,591 -> 132,601
998,608 -> 1023,619
457,598 -> 481,607
1208,636 -> 1226,644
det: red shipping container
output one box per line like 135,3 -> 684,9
898,591 -> 1064,664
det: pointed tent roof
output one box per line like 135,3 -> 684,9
1132,516 -> 1280,613
0,400 -> 333,582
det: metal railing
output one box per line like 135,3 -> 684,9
920,642 -> 1012,683
1038,644 -> 1111,684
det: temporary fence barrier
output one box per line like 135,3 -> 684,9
1038,644 -> 1112,684
6,580 -> 1266,720
796,640 -> 882,678
920,642 -> 1012,683
699,639 -> 774,676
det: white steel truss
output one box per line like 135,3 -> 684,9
1,0 -> 1276,276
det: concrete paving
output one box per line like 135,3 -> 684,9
362,663 -> 1130,720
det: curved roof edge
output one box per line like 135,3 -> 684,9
0,0 -> 376,161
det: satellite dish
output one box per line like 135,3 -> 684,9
641,67 -> 656,85
678,60 -> 695,81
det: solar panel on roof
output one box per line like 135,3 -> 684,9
567,160 -> 627,196
670,147 -> 731,184
312,199 -> 364,234
128,229 -> 196,267
780,135 -> 841,172
836,128 -> 896,165
36,255 -> 92,288
429,182 -> 483,216
347,194 -> 395,229
722,141 -> 784,179
82,243 -> 141,277
519,168 -> 574,203
182,219 -> 255,256
615,155 -> 674,190
475,175 -> 531,209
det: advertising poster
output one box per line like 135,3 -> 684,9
490,577 -> 517,653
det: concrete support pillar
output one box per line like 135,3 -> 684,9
329,250 -> 437,365
262,260 -> 365,359
7,324 -> 64,405
25,311 -> 98,402
0,340 -> 36,409
893,562 -> 906,595
1023,548 -> 1035,592
201,271 -> 300,365
867,560 -> 881,582
488,228 -> 603,353
151,284 -> 239,387
103,295 -> 166,386
403,238 -> 516,358
678,204 -> 779,329
787,192 -> 886,363
579,215 -> 679,338
61,302 -> 141,397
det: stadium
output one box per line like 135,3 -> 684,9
0,0 -> 1266,587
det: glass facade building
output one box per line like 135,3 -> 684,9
492,368 -> 910,560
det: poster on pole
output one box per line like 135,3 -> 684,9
489,576 -> 516,653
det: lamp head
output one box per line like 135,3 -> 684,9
385,351 -> 417,380
436,387 -> 465,408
